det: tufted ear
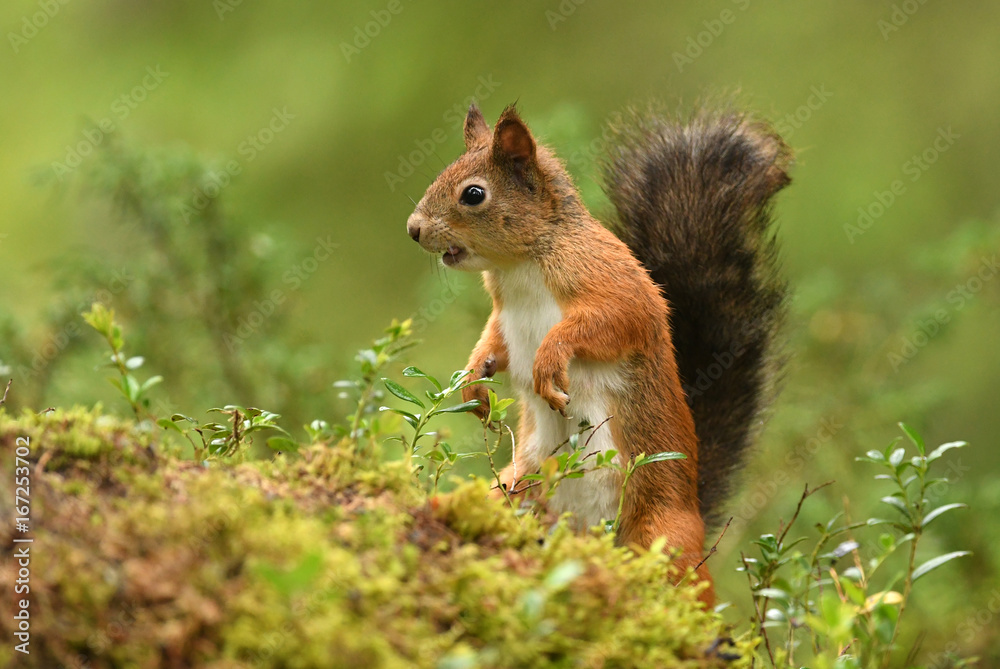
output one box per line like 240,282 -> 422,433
464,104 -> 490,150
492,105 -> 536,184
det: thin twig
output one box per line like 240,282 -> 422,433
505,479 -> 541,496
582,415 -> 614,451
675,516 -> 733,591
777,481 -> 834,548
483,422 -> 512,508
693,516 -> 733,573
545,415 -> 612,459
0,379 -> 11,407
506,423 -> 517,482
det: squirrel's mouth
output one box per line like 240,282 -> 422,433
442,245 -> 467,267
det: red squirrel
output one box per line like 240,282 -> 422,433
405,103 -> 790,604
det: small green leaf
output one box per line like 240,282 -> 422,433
898,422 -> 925,456
448,369 -> 472,389
267,436 -> 298,452
755,587 -> 790,600
139,375 -> 163,394
921,503 -> 967,528
123,375 -> 140,402
866,518 -> 896,527
880,495 -> 912,520
402,366 -> 442,391
831,540 -> 860,558
911,551 -> 971,582
157,418 -> 184,433
635,451 -> 686,465
927,441 -> 966,462
464,377 -> 501,387
888,447 -> 906,467
494,398 -> 516,412
378,406 -> 419,429
431,400 -> 482,415
382,378 -> 425,408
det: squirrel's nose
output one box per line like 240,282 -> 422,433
406,214 -> 422,243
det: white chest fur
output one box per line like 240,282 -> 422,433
490,263 -> 626,530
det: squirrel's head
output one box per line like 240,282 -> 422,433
406,104 -> 574,272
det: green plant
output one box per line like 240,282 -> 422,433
738,423 -> 972,669
378,366 -> 494,493
514,419 -> 686,533
3,136 -> 335,429
335,318 -> 418,451
609,451 -> 688,532
82,301 -> 293,460
82,302 -> 162,421
158,405 -> 294,460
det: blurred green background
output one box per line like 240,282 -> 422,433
1,0 -> 998,664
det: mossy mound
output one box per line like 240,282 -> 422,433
0,407 -> 751,668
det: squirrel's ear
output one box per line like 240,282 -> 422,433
464,104 -> 490,150
492,105 -> 536,181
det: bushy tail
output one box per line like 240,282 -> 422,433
601,108 -> 791,525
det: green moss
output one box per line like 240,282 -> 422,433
0,407 -> 750,668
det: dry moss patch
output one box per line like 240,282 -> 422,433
0,407 -> 751,668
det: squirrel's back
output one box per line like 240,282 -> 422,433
601,108 -> 791,525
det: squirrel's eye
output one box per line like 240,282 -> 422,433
460,185 -> 487,206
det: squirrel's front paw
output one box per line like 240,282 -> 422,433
532,351 -> 570,416
461,355 -> 497,420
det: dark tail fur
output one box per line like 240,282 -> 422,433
601,108 -> 791,525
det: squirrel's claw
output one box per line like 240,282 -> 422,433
539,385 -> 570,415
532,353 -> 571,416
